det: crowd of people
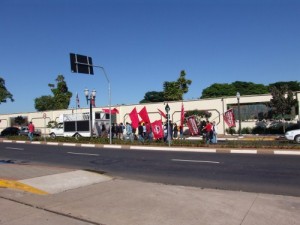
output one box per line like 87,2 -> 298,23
101,119 -> 218,144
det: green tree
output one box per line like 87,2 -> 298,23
163,70 -> 192,101
163,81 -> 181,101
35,75 -> 72,111
35,95 -> 56,111
0,77 -> 14,104
14,116 -> 26,126
140,91 -> 164,103
201,83 -> 236,99
269,81 -> 300,92
177,70 -> 192,96
268,85 -> 297,132
201,81 -> 268,99
140,70 -> 192,103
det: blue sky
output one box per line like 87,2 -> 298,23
1,0 -> 299,114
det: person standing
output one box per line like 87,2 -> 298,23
179,125 -> 184,139
203,120 -> 213,144
212,121 -> 218,143
28,121 -> 35,141
173,123 -> 178,139
138,122 -> 144,143
126,122 -> 134,143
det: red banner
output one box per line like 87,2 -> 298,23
223,109 -> 236,127
157,108 -> 167,119
151,120 -> 164,139
187,116 -> 199,136
129,107 -> 139,129
138,106 -> 150,123
102,108 -> 119,114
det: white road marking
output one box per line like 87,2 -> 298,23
67,152 -> 99,156
5,147 -> 24,151
274,151 -> 300,155
171,159 -> 220,164
231,150 -> 257,154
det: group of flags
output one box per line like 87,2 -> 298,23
128,103 -> 185,139
75,92 -> 236,135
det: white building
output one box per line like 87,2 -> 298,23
1,92 -> 299,135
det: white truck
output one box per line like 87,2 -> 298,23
285,129 -> 300,143
49,111 -> 110,139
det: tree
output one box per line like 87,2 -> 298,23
163,70 -> 192,101
201,81 -> 269,99
35,75 -> 72,111
0,77 -> 14,104
35,95 -> 56,111
14,116 -> 26,126
269,81 -> 300,92
163,81 -> 181,101
268,85 -> 297,132
140,70 -> 192,103
177,70 -> 192,96
140,91 -> 164,103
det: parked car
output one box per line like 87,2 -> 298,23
19,126 -> 41,136
0,127 -> 20,136
285,129 -> 300,143
49,123 -> 64,139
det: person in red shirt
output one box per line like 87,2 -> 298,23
28,121 -> 35,141
203,121 -> 213,144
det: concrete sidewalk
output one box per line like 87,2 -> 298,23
0,163 -> 299,225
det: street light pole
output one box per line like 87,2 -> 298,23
85,89 -> 96,138
165,103 -> 171,147
93,66 -> 112,145
236,92 -> 241,136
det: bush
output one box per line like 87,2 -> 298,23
226,127 -> 236,135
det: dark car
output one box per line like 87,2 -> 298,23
0,127 -> 20,136
19,126 -> 41,137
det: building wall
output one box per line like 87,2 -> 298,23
1,92 -> 299,135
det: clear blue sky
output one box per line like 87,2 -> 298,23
1,0 -> 299,114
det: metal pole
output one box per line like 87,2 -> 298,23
90,95 -> 93,138
95,66 -> 112,145
238,98 -> 241,136
168,114 -> 171,147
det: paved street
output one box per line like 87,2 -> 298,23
1,140 -> 300,225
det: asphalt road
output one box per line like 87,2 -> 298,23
0,142 -> 300,197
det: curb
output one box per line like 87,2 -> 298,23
1,139 -> 300,155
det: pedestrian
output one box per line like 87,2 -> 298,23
28,121 -> 35,141
125,122 -> 134,142
203,120 -> 213,144
101,123 -> 107,138
138,122 -> 144,143
212,121 -> 218,143
173,123 -> 178,139
145,122 -> 153,142
117,123 -> 124,140
179,125 -> 184,139
111,123 -> 116,138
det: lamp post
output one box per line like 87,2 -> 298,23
236,92 -> 242,136
165,103 -> 171,147
84,89 -> 96,137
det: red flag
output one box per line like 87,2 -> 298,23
187,116 -> 199,136
129,107 -> 139,129
223,108 -> 236,127
102,108 -> 119,114
151,120 -> 164,139
180,103 -> 185,126
157,108 -> 167,119
138,106 -> 150,123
